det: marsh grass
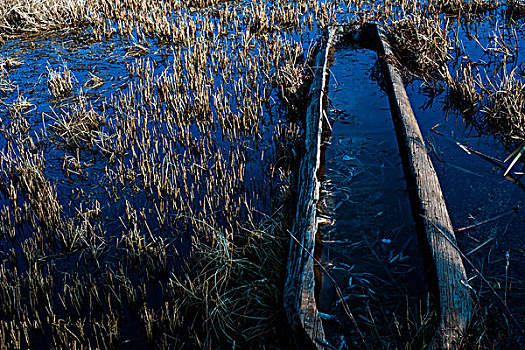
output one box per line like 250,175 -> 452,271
443,64 -> 483,117
387,16 -> 451,81
48,97 -> 103,148
505,0 -> 525,18
0,0 -> 97,34
463,298 -> 524,348
325,280 -> 438,348
169,215 -> 289,347
442,61 -> 525,141
429,0 -> 499,15
1,0 -> 525,348
385,3 -> 525,144
387,6 -> 525,347
481,67 -> 525,139
0,56 -> 23,71
47,63 -> 76,99
0,60 -> 14,95
83,72 -> 103,90
0,0 -> 336,348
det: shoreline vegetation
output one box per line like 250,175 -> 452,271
0,0 -> 524,348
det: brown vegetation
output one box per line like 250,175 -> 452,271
0,0 -> 524,348
0,0 -> 335,348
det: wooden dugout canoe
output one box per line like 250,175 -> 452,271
284,23 -> 471,349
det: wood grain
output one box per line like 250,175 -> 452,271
365,23 -> 472,349
283,27 -> 340,350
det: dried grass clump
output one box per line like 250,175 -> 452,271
83,72 -> 104,90
0,0 -> 96,34
0,56 -> 23,70
0,69 -> 11,94
47,63 -> 76,98
0,57 -> 17,95
443,65 -> 483,117
481,68 -> 525,139
442,59 -> 525,139
387,17 -> 451,81
276,45 -> 311,119
0,149 -> 63,242
442,63 -> 525,140
168,215 -> 289,348
429,0 -> 499,15
506,0 -> 525,19
48,99 -> 102,148
8,94 -> 34,120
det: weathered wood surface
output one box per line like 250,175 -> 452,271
283,28 -> 340,350
362,23 -> 472,349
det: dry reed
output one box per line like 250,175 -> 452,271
0,0 -> 337,348
0,0 -> 524,348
